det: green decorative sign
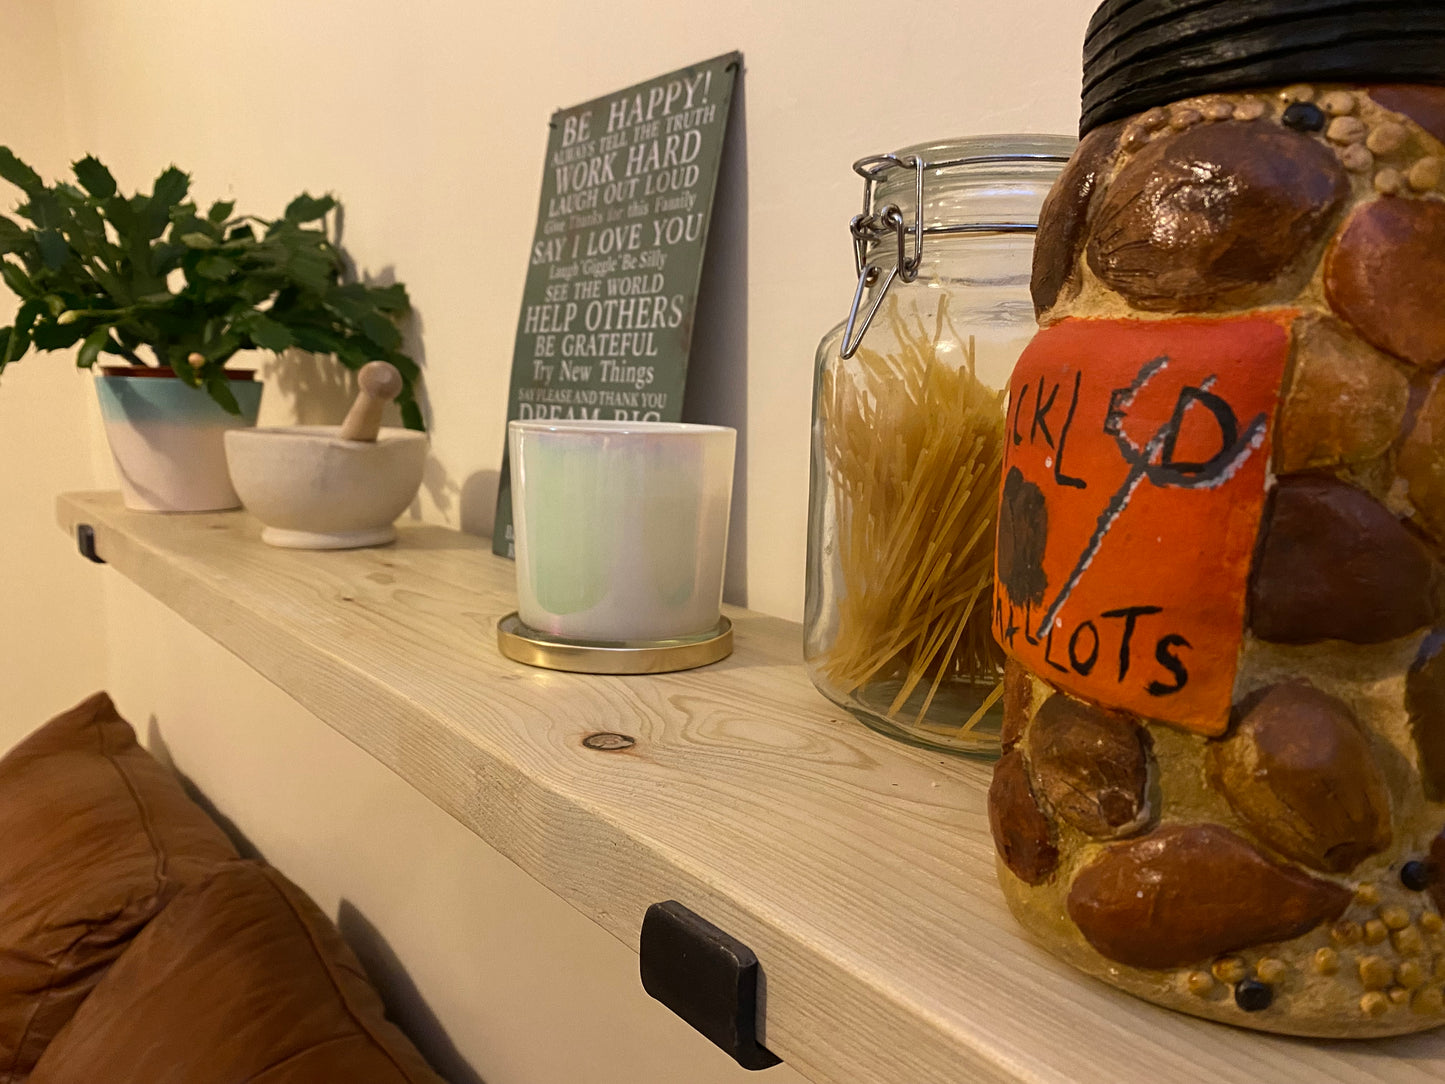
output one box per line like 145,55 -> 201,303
492,51 -> 741,558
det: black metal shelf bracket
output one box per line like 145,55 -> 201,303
639,900 -> 781,1071
77,524 -> 104,565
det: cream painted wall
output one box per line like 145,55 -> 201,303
49,0 -> 1091,619
3,1 -> 1096,1081
0,1 -> 108,739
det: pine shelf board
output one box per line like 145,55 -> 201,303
56,490 -> 1445,1084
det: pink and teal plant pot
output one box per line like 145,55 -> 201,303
96,368 -> 263,513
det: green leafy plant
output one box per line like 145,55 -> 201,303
0,147 -> 423,428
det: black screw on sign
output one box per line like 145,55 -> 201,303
639,901 -> 781,1071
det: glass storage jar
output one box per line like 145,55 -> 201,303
804,135 -> 1072,757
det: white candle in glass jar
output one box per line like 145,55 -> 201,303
508,419 -> 736,642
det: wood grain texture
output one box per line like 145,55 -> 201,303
56,492 -> 1445,1084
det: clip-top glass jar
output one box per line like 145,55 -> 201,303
805,135 -> 1072,757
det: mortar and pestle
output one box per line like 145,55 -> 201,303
225,362 -> 428,549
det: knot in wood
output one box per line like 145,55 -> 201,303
583,732 -> 635,751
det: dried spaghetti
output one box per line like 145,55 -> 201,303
818,297 -> 1007,733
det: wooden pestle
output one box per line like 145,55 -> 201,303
338,361 -> 403,442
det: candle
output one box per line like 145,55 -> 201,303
508,420 -> 735,642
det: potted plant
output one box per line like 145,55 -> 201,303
0,147 -> 422,512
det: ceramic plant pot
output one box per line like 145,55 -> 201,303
987,0 -> 1445,1039
224,426 -> 428,549
96,368 -> 262,513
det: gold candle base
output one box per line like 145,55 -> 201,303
496,613 -> 733,675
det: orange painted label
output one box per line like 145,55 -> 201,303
993,316 -> 1292,735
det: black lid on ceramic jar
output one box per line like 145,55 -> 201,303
1080,0 -> 1445,135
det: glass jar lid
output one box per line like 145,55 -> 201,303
858,134 -> 1077,235
839,134 -> 1075,358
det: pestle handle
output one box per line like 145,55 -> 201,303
339,361 -> 403,442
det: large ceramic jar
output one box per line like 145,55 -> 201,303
988,0 -> 1445,1037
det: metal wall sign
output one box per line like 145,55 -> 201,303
492,52 -> 742,558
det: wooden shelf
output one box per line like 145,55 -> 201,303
57,491 -> 1445,1084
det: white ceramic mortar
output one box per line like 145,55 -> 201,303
225,426 -> 428,549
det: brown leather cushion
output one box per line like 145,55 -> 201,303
31,861 -> 446,1084
0,693 -> 238,1081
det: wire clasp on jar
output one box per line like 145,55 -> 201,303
839,150 -> 1059,359
840,153 -> 920,360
